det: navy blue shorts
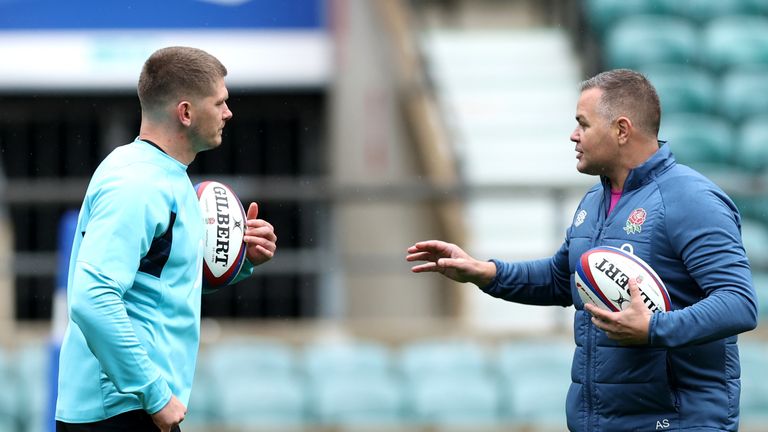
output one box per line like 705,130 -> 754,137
56,410 -> 181,432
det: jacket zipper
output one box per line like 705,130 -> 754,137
585,208 -> 608,431
584,311 -> 594,431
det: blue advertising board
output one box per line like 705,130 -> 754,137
0,0 -> 330,89
0,0 -> 326,30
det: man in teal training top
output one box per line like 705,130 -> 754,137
55,46 -> 278,432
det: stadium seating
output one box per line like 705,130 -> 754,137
734,114 -> 768,172
583,0 -> 660,36
0,349 -> 17,432
734,195 -> 768,226
738,341 -> 768,422
210,373 -> 308,426
658,113 -> 735,171
743,0 -> 768,14
302,340 -> 393,378
701,15 -> 768,73
406,373 -> 501,424
308,372 -> 406,425
603,15 -> 699,70
3,335 -> 768,430
398,339 -> 492,380
639,65 -> 717,114
719,66 -> 768,123
203,338 -> 308,427
652,0 -> 752,24
496,340 -> 571,426
750,272 -> 768,318
206,337 -> 297,376
14,344 -> 48,432
740,218 -> 768,267
397,339 -> 500,424
184,362 -> 215,426
302,341 -> 406,425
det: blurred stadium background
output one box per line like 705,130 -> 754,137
0,0 -> 767,431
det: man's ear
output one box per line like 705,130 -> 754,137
616,116 -> 632,145
176,101 -> 192,127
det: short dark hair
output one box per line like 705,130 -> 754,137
579,69 -> 661,137
138,46 -> 228,111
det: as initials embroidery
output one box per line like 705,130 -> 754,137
624,208 -> 647,234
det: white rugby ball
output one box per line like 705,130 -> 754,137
195,181 -> 247,288
575,245 -> 671,313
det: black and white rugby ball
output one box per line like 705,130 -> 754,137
195,181 -> 247,288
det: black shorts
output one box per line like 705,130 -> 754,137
56,410 -> 181,432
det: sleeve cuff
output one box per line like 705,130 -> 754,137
142,376 -> 173,415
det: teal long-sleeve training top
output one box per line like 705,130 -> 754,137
56,139 -> 206,422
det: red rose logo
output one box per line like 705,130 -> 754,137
624,208 -> 647,235
629,208 -> 646,226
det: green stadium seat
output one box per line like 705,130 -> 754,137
14,344 -> 48,432
734,114 -> 768,172
0,419 -> 14,432
603,15 -> 700,70
750,272 -> 768,318
734,196 -> 768,226
739,341 -> 768,422
0,349 -> 17,432
640,65 -> 717,114
652,0 -> 751,24
397,340 -> 499,424
583,0 -> 660,36
719,67 -> 768,123
702,16 -> 768,73
185,359 -> 215,426
302,341 -> 393,379
658,113 -> 735,170
204,338 -> 308,427
301,341 -> 406,425
741,218 -> 768,267
206,338 -> 297,377
743,0 -> 768,14
398,339 -> 491,381
210,373 -> 308,426
308,373 -> 406,425
406,373 -> 501,424
496,340 -> 571,426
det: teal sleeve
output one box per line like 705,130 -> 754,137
69,171 -> 173,412
202,255 -> 254,294
231,258 -> 255,284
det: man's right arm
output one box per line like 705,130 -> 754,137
70,174 -> 173,413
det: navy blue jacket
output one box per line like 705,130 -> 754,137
482,144 -> 758,431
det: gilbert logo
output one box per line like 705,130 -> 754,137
624,208 -> 647,235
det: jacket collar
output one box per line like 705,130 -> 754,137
601,141 -> 675,193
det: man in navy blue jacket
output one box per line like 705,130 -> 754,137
407,69 -> 758,431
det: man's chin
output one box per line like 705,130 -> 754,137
201,139 -> 223,152
576,163 -> 599,177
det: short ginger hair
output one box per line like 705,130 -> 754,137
138,46 -> 228,112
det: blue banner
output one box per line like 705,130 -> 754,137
0,0 -> 325,30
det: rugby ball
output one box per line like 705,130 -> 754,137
195,181 -> 247,288
575,245 -> 671,313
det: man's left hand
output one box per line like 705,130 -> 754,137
243,202 -> 276,266
585,278 -> 652,345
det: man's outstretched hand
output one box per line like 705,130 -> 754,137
406,240 -> 496,287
